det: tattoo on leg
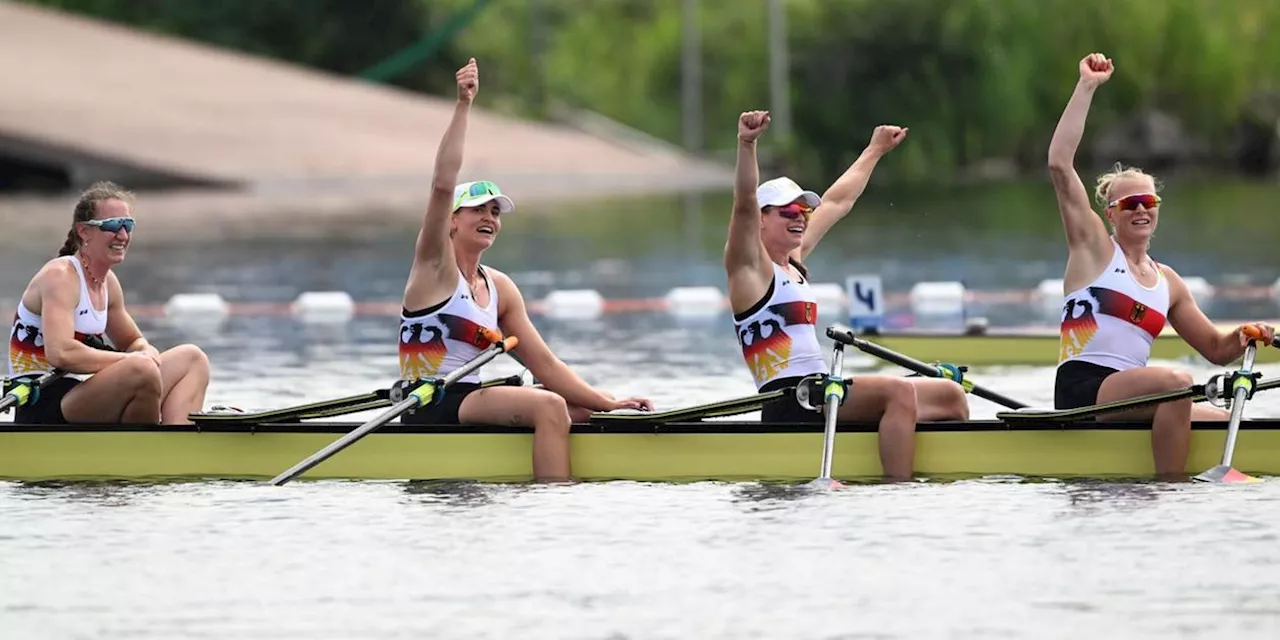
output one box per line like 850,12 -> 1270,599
509,413 -> 524,426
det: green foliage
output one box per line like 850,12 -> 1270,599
20,0 -> 1280,185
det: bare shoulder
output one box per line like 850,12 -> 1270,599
106,270 -> 125,304
484,266 -> 525,315
485,267 -> 521,294
35,257 -> 78,288
1159,262 -> 1189,296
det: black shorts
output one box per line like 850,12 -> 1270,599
12,377 -> 81,425
759,376 -> 823,423
399,382 -> 482,425
398,377 -> 523,425
1054,360 -> 1119,410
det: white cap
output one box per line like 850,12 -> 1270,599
453,180 -> 515,213
756,177 -> 821,209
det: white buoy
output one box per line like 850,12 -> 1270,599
543,289 -> 604,320
1034,278 -> 1065,318
292,291 -> 355,323
163,293 -> 228,319
664,286 -> 724,317
909,281 -> 966,317
808,283 -> 847,314
1182,276 -> 1215,304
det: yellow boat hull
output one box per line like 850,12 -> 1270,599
1,421 -> 1277,482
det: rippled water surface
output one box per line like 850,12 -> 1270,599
4,479 -> 1280,639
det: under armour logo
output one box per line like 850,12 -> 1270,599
78,309 -> 88,315
1114,268 -> 1126,274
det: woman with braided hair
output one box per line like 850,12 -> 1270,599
6,181 -> 211,425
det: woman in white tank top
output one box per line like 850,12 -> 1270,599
1048,52 -> 1275,479
6,182 -> 211,425
724,110 -> 970,480
399,59 -> 651,482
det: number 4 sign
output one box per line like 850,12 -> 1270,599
845,274 -> 883,332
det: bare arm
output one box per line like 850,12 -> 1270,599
39,264 -> 128,374
491,271 -> 636,412
1048,54 -> 1114,274
104,273 -> 157,356
797,126 -> 907,261
724,110 -> 774,313
1164,267 -> 1262,366
406,59 -> 478,307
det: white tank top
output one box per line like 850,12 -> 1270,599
733,261 -> 824,389
8,256 -> 109,378
1059,237 -> 1170,371
398,267 -> 500,384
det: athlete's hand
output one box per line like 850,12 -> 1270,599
738,110 -> 770,143
1237,322 -> 1276,347
605,396 -> 654,412
456,58 -> 478,104
1078,52 -> 1113,88
868,125 -> 908,156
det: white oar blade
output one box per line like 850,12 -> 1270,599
1193,464 -> 1261,484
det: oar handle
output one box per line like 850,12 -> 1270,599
1239,324 -> 1280,349
1,369 -> 68,413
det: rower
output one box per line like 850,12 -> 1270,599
1047,52 -> 1275,478
723,110 -> 969,479
6,181 -> 211,425
396,58 -> 652,482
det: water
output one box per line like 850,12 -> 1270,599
6,182 -> 1280,638
4,479 -> 1280,639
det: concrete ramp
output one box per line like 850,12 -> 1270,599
0,1 -> 731,242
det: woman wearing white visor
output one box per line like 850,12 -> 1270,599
398,58 -> 652,482
724,110 -> 968,479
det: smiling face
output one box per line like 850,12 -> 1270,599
760,198 -> 811,255
76,197 -> 134,266
451,200 -> 501,252
1103,174 -> 1160,243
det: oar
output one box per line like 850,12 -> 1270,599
996,375 -> 1280,424
825,323 -> 1028,409
588,386 -> 793,423
1195,329 -> 1267,483
809,334 -> 850,488
268,331 -> 519,486
191,375 -> 524,425
0,370 -> 67,414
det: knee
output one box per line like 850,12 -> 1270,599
945,384 -> 970,420
885,378 -> 918,414
1167,369 -> 1194,389
532,391 -> 571,430
118,357 -> 163,396
173,344 -> 211,374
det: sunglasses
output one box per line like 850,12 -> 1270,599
468,181 -> 500,198
1108,194 -> 1161,211
82,217 -> 136,233
773,203 -> 813,220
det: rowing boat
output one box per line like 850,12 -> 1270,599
860,326 -> 1280,366
2,418 -> 1278,482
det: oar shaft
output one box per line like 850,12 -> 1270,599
1220,343 -> 1258,468
817,342 -> 845,481
826,324 -> 1028,410
267,397 -> 417,485
268,334 -> 517,485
